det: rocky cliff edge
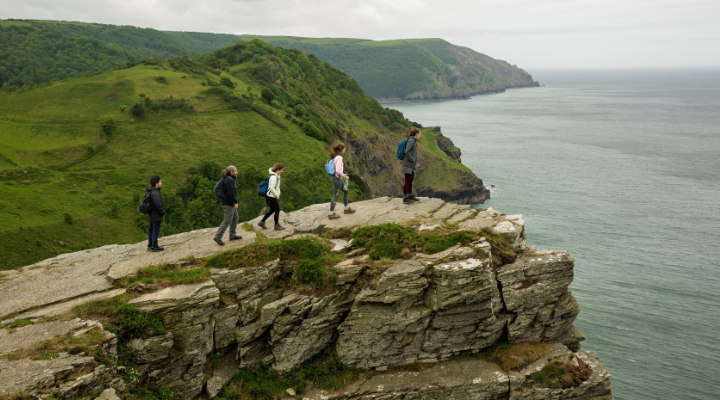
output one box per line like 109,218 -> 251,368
0,197 -> 612,400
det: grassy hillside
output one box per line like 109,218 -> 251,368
167,33 -> 540,99
0,40 -> 482,269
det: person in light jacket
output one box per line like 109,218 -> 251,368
327,141 -> 356,219
401,127 -> 421,203
258,163 -> 285,231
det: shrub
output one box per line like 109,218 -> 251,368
531,356 -> 593,388
261,87 -> 275,103
220,76 -> 236,89
100,117 -> 116,135
64,213 -> 73,224
302,122 -> 325,141
155,76 -> 168,84
295,259 -> 324,284
131,103 -> 147,118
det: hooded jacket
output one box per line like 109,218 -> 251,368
266,168 -> 281,199
146,186 -> 166,223
401,137 -> 418,175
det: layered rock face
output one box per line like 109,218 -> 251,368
0,197 -> 612,400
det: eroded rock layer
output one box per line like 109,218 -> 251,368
0,197 -> 611,400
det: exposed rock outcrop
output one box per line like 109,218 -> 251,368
0,197 -> 610,400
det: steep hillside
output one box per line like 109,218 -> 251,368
168,33 -> 540,99
0,39 -> 487,269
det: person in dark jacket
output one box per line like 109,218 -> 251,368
401,127 -> 421,203
214,165 -> 241,246
147,175 -> 166,252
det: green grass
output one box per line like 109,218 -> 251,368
3,327 -> 108,361
531,356 -> 593,389
351,223 -> 482,259
72,294 -> 165,340
114,264 -> 211,288
218,348 -> 357,400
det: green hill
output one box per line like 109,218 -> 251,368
167,33 -> 539,99
0,39 -> 487,269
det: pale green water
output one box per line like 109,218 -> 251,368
384,69 -> 720,399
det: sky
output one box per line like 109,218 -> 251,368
2,0 -> 719,69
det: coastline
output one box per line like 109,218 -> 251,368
376,84 -> 541,103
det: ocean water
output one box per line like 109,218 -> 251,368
383,69 -> 720,400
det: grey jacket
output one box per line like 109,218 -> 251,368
400,137 -> 418,175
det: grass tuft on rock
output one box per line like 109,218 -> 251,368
351,223 -> 483,259
531,355 -> 593,388
205,237 -> 341,287
125,386 -> 176,400
3,327 -> 108,361
218,348 -> 357,400
72,295 -> 165,340
114,263 -> 211,290
478,227 -> 518,267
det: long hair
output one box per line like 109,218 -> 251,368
220,165 -> 236,178
329,140 -> 346,158
271,163 -> 284,172
408,127 -> 420,137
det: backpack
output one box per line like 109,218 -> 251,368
139,191 -> 152,214
214,178 -> 226,199
325,155 -> 339,175
258,176 -> 270,197
396,138 -> 415,160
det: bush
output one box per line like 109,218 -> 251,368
302,122 -> 325,141
295,259 -> 324,284
131,103 -> 147,118
220,76 -> 236,89
64,213 -> 73,224
100,117 -> 116,135
261,87 -> 275,103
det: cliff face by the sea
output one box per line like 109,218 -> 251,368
0,197 -> 611,400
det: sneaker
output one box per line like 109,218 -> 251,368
274,224 -> 286,231
258,220 -> 267,229
214,238 -> 225,246
403,197 -> 415,204
328,213 -> 341,219
229,236 -> 242,241
151,247 -> 164,252
407,196 -> 420,202
344,208 -> 356,214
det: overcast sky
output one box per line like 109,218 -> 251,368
3,0 -> 719,69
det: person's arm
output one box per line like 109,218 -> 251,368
224,177 -> 238,206
405,138 -> 417,165
267,175 -> 280,198
152,191 -> 166,215
335,156 -> 348,179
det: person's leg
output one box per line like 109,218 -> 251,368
403,174 -> 412,197
408,173 -> 415,197
215,205 -> 232,240
330,176 -> 343,215
229,208 -> 240,239
151,221 -> 161,248
148,222 -> 153,248
262,200 -> 274,222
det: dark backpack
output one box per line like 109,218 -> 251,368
214,178 -> 226,199
396,138 -> 415,160
258,176 -> 270,197
139,191 -> 152,214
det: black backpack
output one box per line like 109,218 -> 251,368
139,191 -> 152,214
214,178 -> 226,199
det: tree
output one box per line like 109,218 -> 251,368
261,88 -> 275,103
220,76 -> 235,89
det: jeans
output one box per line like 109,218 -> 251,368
330,175 -> 348,212
148,221 -> 161,249
215,205 -> 239,240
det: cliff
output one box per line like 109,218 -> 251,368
0,197 -> 612,400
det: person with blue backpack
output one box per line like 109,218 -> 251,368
326,141 -> 356,219
399,127 -> 421,203
213,165 -> 241,246
258,163 -> 285,230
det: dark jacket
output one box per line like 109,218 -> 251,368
146,186 -> 165,223
401,137 -> 418,175
221,175 -> 238,206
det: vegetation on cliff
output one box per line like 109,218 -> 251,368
0,38 -> 480,269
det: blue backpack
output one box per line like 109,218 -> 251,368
258,176 -> 270,197
325,155 -> 339,175
396,138 -> 415,160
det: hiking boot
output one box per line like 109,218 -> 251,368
403,197 -> 416,204
258,220 -> 267,229
151,247 -> 164,252
407,196 -> 420,202
214,238 -> 225,246
274,224 -> 286,231
229,236 -> 242,241
328,213 -> 341,219
344,208 -> 356,214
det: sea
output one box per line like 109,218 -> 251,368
383,68 -> 720,400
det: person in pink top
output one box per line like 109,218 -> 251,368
327,141 -> 356,219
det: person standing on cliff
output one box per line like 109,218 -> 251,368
146,175 -> 166,252
327,141 -> 356,219
258,163 -> 286,230
402,128 -> 421,203
214,166 -> 241,246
